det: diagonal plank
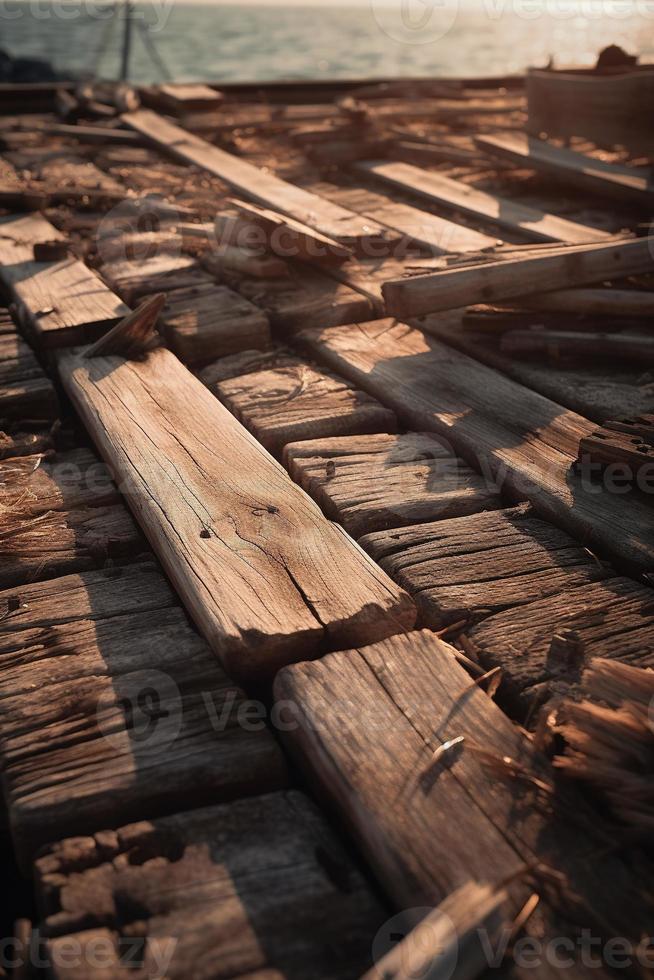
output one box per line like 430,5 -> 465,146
356,160 -> 610,244
58,346 -> 415,681
0,214 -> 128,348
475,131 -> 654,208
275,630 -> 647,976
122,110 -> 396,249
382,236 -> 654,317
297,319 -> 654,575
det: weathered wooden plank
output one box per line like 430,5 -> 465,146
284,433 -> 499,537
361,504 -> 613,628
512,287 -> 654,317
275,630 -> 644,975
0,429 -> 52,461
0,604 -> 288,867
100,251 -> 214,305
501,328 -> 654,364
207,351 -> 397,457
227,262 -> 373,333
122,110 -> 395,249
161,282 -> 270,365
0,449 -> 118,519
35,792 -> 383,979
297,319 -> 654,574
157,82 -> 224,112
0,562 -> 175,633
356,160 -> 610,243
468,578 -> 654,716
59,346 -> 415,681
382,237 -> 654,318
230,197 -> 354,264
0,329 -> 57,420
421,308 -> 653,424
0,214 -> 128,348
475,131 -> 654,207
0,504 -> 147,587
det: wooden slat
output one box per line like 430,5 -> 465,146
59,346 -> 415,681
35,792 -> 383,979
100,251 -> 214,305
475,132 -> 654,207
230,197 -> 354,264
356,160 -> 610,243
284,432 -> 499,537
578,425 -> 654,478
501,328 -> 654,364
122,110 -> 395,249
0,328 -> 57,421
0,429 -> 52,461
0,448 -> 118,519
361,504 -> 613,628
382,237 -> 654,317
297,319 -> 654,574
275,629 -> 644,975
513,287 -> 654,317
0,504 -> 147,587
468,577 -> 654,715
161,282 -> 270,365
0,603 -> 288,867
206,350 -> 397,457
0,214 -> 128,348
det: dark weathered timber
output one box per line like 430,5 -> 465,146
0,504 -> 147,587
0,214 -> 128,348
35,792 -> 384,979
0,429 -> 52,461
59,346 -> 415,681
208,351 -> 397,457
275,630 -> 646,978
162,282 -> 271,365
0,562 -> 175,633
468,577 -> 654,716
284,432 -> 499,537
100,251 -> 214,305
0,449 -> 118,519
0,603 -> 288,868
84,293 -> 165,360
361,504 -> 614,628
0,329 -> 57,420
298,319 -> 654,575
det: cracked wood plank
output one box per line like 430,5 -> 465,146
284,432 -> 499,537
0,327 -> 58,420
275,629 -> 643,978
0,603 -> 288,868
35,791 -> 383,979
297,319 -> 654,575
59,346 -> 415,681
205,349 -> 397,457
122,109 -> 396,250
361,504 -> 614,628
0,214 -> 128,348
355,160 -> 610,244
468,577 -> 654,717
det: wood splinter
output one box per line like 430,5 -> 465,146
84,292 -> 166,359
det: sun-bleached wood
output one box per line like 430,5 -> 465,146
59,346 -> 415,680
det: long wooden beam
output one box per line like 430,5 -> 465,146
476,131 -> 654,207
382,236 -> 654,317
356,160 -> 610,244
297,319 -> 654,574
58,346 -> 415,681
122,109 -> 396,249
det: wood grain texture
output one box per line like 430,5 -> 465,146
0,449 -> 118,519
0,603 -> 288,867
355,160 -> 609,243
0,214 -> 128,348
0,503 -> 147,587
475,131 -> 654,207
0,327 -> 57,420
100,251 -> 213,305
361,504 -> 613,628
284,432 -> 499,537
59,346 -> 415,681
122,110 -> 394,248
275,630 -> 645,976
161,282 -> 270,365
298,319 -> 654,574
468,577 -> 654,714
208,353 -> 397,457
35,791 -> 383,980
382,237 -> 654,318
229,263 -> 373,333
501,327 -> 654,364
421,308 -> 653,424
0,562 -> 175,633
